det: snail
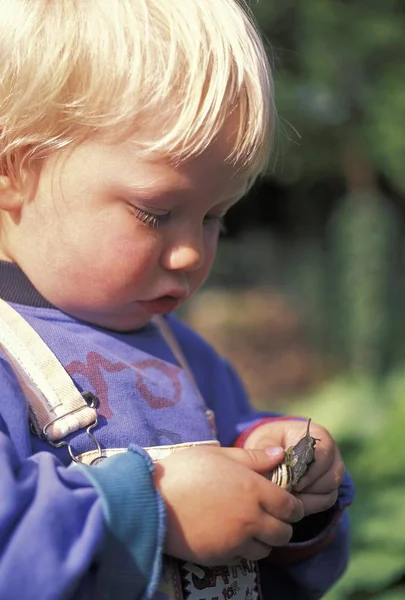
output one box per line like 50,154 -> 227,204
269,419 -> 320,492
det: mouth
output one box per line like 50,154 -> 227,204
137,294 -> 186,315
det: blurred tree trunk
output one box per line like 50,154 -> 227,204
327,137 -> 400,376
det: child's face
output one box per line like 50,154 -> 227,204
1,130 -> 247,331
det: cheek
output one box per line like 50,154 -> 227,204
205,235 -> 219,268
46,232 -> 160,309
67,206 -> 157,265
38,212 -> 161,293
194,234 -> 219,284
82,230 -> 160,278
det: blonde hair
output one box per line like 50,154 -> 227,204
0,0 -> 275,184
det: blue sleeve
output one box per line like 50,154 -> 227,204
0,425 -> 165,600
77,445 -> 166,600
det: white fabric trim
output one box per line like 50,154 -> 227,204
0,298 -> 96,441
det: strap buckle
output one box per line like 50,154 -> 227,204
34,392 -> 103,465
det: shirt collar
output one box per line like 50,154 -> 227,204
0,261 -> 54,308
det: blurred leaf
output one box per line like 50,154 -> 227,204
335,550 -> 405,594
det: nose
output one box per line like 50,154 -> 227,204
160,231 -> 205,272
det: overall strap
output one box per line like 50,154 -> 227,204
152,315 -> 201,392
152,315 -> 217,436
0,298 -> 96,442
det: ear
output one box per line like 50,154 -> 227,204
0,156 -> 41,212
0,175 -> 23,213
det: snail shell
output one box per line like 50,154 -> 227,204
268,418 -> 319,492
269,462 -> 293,492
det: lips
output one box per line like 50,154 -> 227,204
137,295 -> 185,314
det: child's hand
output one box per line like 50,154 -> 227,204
243,420 -> 345,517
154,445 -> 305,565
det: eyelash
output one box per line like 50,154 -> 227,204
133,208 -> 227,234
133,208 -> 169,229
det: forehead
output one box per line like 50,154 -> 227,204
95,129 -> 250,200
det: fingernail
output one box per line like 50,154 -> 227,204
264,446 -> 284,457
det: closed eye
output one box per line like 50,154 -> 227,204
134,206 -> 227,234
133,208 -> 170,229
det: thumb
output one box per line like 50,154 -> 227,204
221,446 -> 285,474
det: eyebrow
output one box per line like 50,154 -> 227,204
120,181 -> 170,195
119,175 -> 249,207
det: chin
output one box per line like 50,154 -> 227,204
97,313 -> 153,333
64,305 -> 153,333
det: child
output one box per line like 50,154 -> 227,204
0,1 -> 354,599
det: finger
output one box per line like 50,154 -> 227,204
235,539 -> 273,562
295,446 -> 333,488
249,436 -> 280,451
259,482 -> 305,523
220,446 -> 285,475
293,439 -> 342,488
255,514 -> 294,547
294,490 -> 339,516
295,458 -> 345,494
